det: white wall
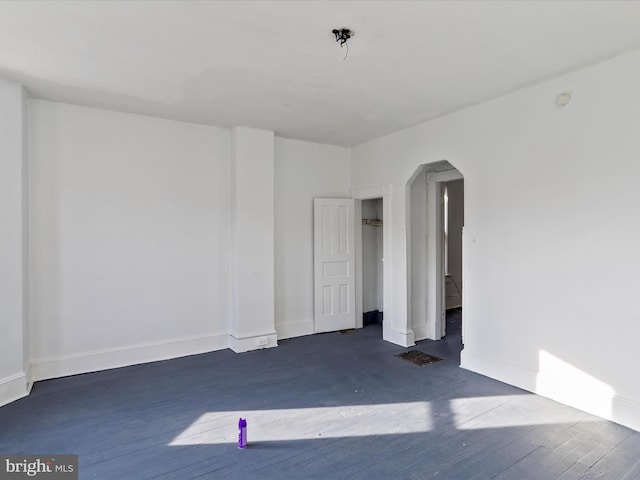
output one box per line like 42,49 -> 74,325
18,99 -> 350,386
0,79 -> 29,405
351,49 -> 640,431
229,127 -> 277,352
274,137 -> 350,339
409,169 -> 428,338
28,101 -> 231,380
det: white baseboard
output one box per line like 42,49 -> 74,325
412,323 -> 429,342
0,372 -> 30,408
612,395 -> 640,432
276,321 -> 314,340
383,325 -> 415,348
229,331 -> 278,353
461,348 -> 640,433
30,333 -> 230,382
24,364 -> 33,392
460,349 -> 538,392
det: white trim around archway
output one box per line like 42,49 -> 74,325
425,169 -> 463,340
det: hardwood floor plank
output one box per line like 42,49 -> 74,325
1,312 -> 639,479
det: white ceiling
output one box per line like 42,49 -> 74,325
2,1 -> 640,147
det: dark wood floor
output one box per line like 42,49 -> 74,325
2,311 -> 639,479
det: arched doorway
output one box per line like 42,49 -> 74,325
407,161 -> 464,344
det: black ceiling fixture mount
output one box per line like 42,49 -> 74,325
332,28 -> 354,47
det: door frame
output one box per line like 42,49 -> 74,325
353,185 -> 392,334
425,169 -> 463,339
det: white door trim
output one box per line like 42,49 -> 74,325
352,185 -> 403,343
425,170 -> 463,340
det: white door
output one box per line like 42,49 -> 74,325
314,198 -> 356,333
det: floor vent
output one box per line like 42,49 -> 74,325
396,350 -> 442,366
338,329 -> 357,335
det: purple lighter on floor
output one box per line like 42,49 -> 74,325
238,418 -> 247,449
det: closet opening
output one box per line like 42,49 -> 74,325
361,197 -> 383,329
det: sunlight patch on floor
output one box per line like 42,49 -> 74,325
451,394 -> 601,430
169,401 -> 432,445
